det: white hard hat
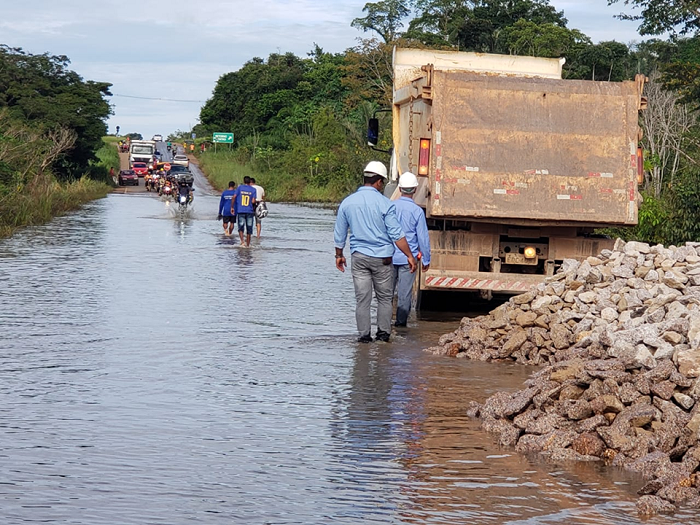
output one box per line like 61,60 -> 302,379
364,161 -> 388,180
398,172 -> 419,189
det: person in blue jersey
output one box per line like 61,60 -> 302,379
334,161 -> 417,343
392,172 -> 431,327
217,181 -> 237,236
233,176 -> 257,247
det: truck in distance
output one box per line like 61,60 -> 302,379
129,140 -> 156,170
371,47 -> 646,303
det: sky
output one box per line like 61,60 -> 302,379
2,0 -> 645,140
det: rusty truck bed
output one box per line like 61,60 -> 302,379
427,71 -> 642,226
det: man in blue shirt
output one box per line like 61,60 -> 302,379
234,176 -> 257,247
334,161 -> 417,343
392,172 -> 431,327
218,181 -> 237,236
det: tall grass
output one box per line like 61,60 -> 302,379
0,135 -> 116,238
197,150 -> 346,202
0,175 -> 110,238
102,135 -> 122,145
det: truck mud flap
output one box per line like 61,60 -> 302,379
423,272 -> 543,293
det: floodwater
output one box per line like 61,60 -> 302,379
0,170 -> 694,524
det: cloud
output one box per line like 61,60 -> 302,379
2,0 -> 653,138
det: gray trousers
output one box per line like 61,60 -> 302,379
351,252 -> 394,337
393,264 -> 416,326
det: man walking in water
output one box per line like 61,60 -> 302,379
334,161 -> 416,343
233,176 -> 256,247
218,181 -> 237,236
250,177 -> 265,238
392,172 -> 431,327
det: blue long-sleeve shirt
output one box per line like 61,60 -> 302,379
334,186 -> 405,258
392,196 -> 431,266
219,189 -> 237,217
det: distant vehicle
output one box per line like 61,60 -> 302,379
131,162 -> 149,177
153,134 -> 163,142
118,169 -> 139,186
170,170 -> 194,186
172,154 -> 189,167
129,140 -> 156,170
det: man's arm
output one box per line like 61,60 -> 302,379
333,205 -> 349,272
230,191 -> 238,215
218,194 -> 225,216
416,211 -> 431,271
394,237 -> 417,273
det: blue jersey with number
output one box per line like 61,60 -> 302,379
235,184 -> 256,214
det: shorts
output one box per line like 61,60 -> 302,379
222,215 -> 235,225
237,213 -> 254,234
255,214 -> 262,225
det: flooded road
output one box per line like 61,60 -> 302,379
0,185 -> 694,524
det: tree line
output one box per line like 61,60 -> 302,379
195,0 -> 700,241
0,45 -> 113,235
0,45 -> 112,186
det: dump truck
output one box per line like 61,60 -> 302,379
370,47 -> 646,301
129,140 -> 156,170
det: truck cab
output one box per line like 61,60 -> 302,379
129,140 -> 156,170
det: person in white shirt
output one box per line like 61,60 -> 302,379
250,178 -> 266,238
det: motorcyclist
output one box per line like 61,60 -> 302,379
178,183 -> 194,205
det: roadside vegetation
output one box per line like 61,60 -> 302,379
0,45 -> 113,237
95,136 -> 121,181
188,0 -> 700,244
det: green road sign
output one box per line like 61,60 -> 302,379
212,132 -> 234,144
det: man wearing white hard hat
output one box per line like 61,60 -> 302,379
334,161 -> 417,343
392,172 -> 431,327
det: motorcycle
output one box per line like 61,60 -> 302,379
177,186 -> 194,210
161,184 -> 172,198
178,192 -> 189,210
150,174 -> 161,192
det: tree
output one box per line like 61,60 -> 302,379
199,53 -> 308,146
607,0 -> 700,36
351,0 -> 411,43
342,38 -> 394,108
407,0 -> 569,52
500,19 -> 590,58
0,45 -> 112,179
406,0 -> 472,45
641,72 -> 698,197
571,41 -> 631,81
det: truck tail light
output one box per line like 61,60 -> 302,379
418,139 -> 430,175
637,146 -> 644,184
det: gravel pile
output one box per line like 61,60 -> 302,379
427,240 -> 700,515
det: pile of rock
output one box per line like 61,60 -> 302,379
427,240 -> 700,515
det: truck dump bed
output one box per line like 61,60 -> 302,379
428,71 -> 642,226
